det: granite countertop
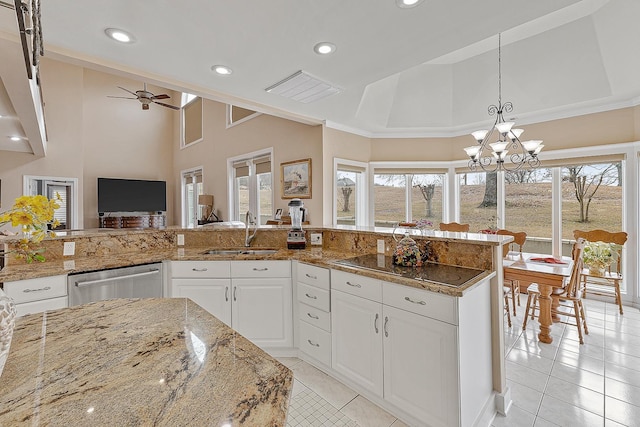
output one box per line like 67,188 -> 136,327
0,246 -> 492,297
0,298 -> 293,426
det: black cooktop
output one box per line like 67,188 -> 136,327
333,254 -> 485,288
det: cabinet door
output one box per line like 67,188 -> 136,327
383,305 -> 458,427
331,289 -> 383,396
232,278 -> 292,348
172,278 -> 232,326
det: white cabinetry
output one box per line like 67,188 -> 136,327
231,260 -> 292,348
3,275 -> 68,316
171,260 -> 292,349
330,269 -> 493,427
295,262 -> 331,366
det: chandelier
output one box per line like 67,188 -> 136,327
464,34 -> 543,172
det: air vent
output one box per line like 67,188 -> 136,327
265,70 -> 341,103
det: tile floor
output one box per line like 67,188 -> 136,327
281,296 -> 640,427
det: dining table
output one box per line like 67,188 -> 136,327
502,251 -> 574,344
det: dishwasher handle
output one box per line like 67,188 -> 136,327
74,269 -> 160,287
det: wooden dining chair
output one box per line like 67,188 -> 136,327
573,229 -> 627,314
497,229 -> 527,316
522,239 -> 588,343
439,222 -> 470,232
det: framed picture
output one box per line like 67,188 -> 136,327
274,208 -> 283,220
281,158 -> 312,199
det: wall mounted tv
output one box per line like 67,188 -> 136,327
98,178 -> 167,213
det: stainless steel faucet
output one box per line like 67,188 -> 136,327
245,211 -> 259,247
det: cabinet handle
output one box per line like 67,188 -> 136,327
307,339 -> 320,347
305,273 -> 317,280
253,267 -> 269,271
374,313 -> 379,334
192,268 -> 208,272
307,313 -> 319,320
225,286 -> 229,302
233,287 -> 237,302
384,316 -> 389,337
346,281 -> 361,288
23,286 -> 52,293
305,293 -> 318,300
404,296 -> 426,305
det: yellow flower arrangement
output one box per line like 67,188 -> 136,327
0,195 -> 60,263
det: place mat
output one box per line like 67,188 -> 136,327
529,257 -> 567,265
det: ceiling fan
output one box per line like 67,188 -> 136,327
107,83 -> 180,110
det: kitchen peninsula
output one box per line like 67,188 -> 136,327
0,226 -> 512,426
0,298 -> 293,426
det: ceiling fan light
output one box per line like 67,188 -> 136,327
105,28 -> 135,43
471,130 -> 488,142
495,121 -> 514,134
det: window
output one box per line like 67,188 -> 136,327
229,150 -> 273,225
226,104 -> 261,128
505,168 -> 553,254
334,159 -> 368,226
181,168 -> 203,227
373,173 -> 444,227
458,172 -> 496,233
181,94 -> 203,148
24,175 -> 78,230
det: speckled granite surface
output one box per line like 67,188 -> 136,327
0,298 -> 292,426
0,227 -> 508,297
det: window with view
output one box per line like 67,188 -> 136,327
335,159 -> 368,226
230,152 -> 273,225
182,168 -> 203,227
374,173 -> 444,227
458,172 -> 496,233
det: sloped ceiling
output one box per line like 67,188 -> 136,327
1,0 -> 639,145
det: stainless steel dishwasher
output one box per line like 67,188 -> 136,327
68,263 -> 163,306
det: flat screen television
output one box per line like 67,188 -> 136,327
98,178 -> 166,213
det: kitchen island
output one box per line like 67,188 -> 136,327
0,298 -> 293,426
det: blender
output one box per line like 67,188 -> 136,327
287,198 -> 306,249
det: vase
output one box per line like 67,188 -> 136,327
588,266 -> 606,276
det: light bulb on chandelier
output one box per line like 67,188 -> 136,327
464,34 -> 544,172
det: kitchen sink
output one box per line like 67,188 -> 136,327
202,249 -> 278,255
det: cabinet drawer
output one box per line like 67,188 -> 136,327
15,296 -> 68,317
383,281 -> 458,325
331,269 -> 382,302
299,320 -> 331,367
298,302 -> 331,332
171,261 -> 230,278
297,282 -> 330,312
297,263 -> 330,290
4,275 -> 67,304
231,260 -> 290,278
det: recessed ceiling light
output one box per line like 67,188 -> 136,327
396,0 -> 424,8
104,28 -> 136,43
211,65 -> 233,75
313,42 -> 336,55
10,136 -> 21,141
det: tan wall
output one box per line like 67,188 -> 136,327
172,100 -> 323,225
321,127 -> 372,224
0,58 -> 176,230
370,107 -> 640,162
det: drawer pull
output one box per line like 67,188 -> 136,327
346,281 -> 362,288
192,268 -> 208,272
253,267 -> 269,271
23,286 -> 52,293
307,339 -> 320,347
307,312 -> 320,320
305,273 -> 317,280
305,293 -> 318,300
374,313 -> 379,334
404,296 -> 426,305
